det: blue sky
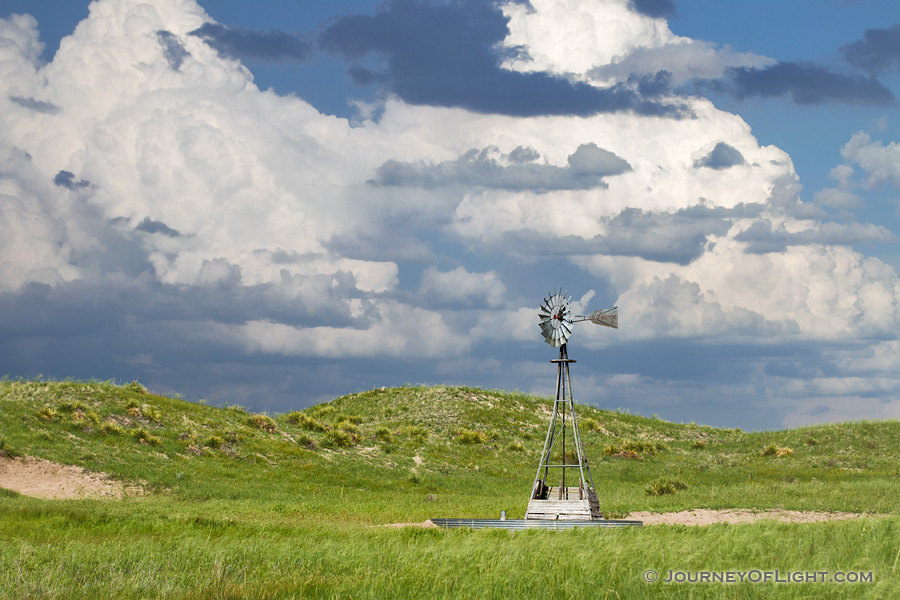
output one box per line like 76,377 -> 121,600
1,0 -> 899,430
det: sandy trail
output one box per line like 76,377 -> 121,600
625,509 -> 869,526
0,456 -> 143,499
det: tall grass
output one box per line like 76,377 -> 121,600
1,380 -> 899,598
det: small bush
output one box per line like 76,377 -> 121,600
100,421 -> 125,435
125,380 -> 148,394
286,412 -> 327,432
374,426 -> 394,442
296,434 -> 317,450
691,440 -> 708,449
604,444 -> 642,460
580,417 -> 600,432
335,419 -> 359,434
0,439 -> 18,459
322,430 -> 354,449
39,406 -> 57,421
399,425 -> 428,444
507,440 -> 526,452
248,414 -> 278,433
57,400 -> 87,412
452,427 -> 496,445
646,478 -> 688,496
133,428 -> 161,446
762,443 -> 793,457
204,434 -> 226,449
141,405 -> 162,422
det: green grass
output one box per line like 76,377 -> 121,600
1,379 -> 899,598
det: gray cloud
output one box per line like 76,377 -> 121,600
319,0 -> 684,117
156,30 -> 189,71
713,62 -> 895,106
628,0 -> 676,19
189,22 -> 314,62
9,96 -> 60,114
133,217 -> 182,238
499,205 -> 735,265
841,23 -> 900,75
53,170 -> 92,190
371,143 -> 631,191
735,219 -> 896,253
694,142 -> 745,170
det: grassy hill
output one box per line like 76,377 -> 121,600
2,379 -> 899,598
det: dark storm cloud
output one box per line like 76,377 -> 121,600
371,143 -> 631,191
714,62 -> 894,106
319,0 -> 682,117
156,30 -> 189,71
53,170 -> 92,190
628,0 -> 676,19
841,23 -> 900,74
694,142 -> 745,170
9,96 -> 60,114
735,219 -> 896,254
189,23 -> 314,62
499,205 -> 735,265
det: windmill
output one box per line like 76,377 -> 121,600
525,290 -> 618,520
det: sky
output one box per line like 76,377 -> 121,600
1,0 -> 899,431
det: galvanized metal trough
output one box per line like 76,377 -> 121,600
431,518 -> 642,530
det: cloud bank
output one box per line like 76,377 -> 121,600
1,0 -> 898,429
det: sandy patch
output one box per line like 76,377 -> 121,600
381,520 -> 438,529
387,510 -> 873,528
0,456 -> 144,500
626,509 -> 869,526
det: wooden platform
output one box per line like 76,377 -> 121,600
525,486 -> 602,520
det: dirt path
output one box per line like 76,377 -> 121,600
625,509 -> 870,526
388,510 -> 874,528
0,456 -> 143,499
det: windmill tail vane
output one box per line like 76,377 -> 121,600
580,307 -> 618,329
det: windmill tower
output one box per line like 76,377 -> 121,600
525,290 -> 618,521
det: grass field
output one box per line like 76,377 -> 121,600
2,379 -> 899,598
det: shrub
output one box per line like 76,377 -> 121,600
691,440 -> 708,449
248,414 -> 278,433
580,417 -> 600,432
39,406 -> 57,421
399,425 -> 428,444
133,428 -> 161,446
452,427 -> 497,445
322,430 -> 354,449
286,412 -> 327,432
100,421 -> 125,435
0,439 -> 18,459
646,478 -> 688,496
335,419 -> 359,434
507,440 -> 526,452
204,434 -> 226,449
374,426 -> 394,442
141,405 -> 162,422
604,443 -> 643,460
762,443 -> 793,457
125,380 -> 148,394
57,399 -> 87,412
296,434 -> 317,450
